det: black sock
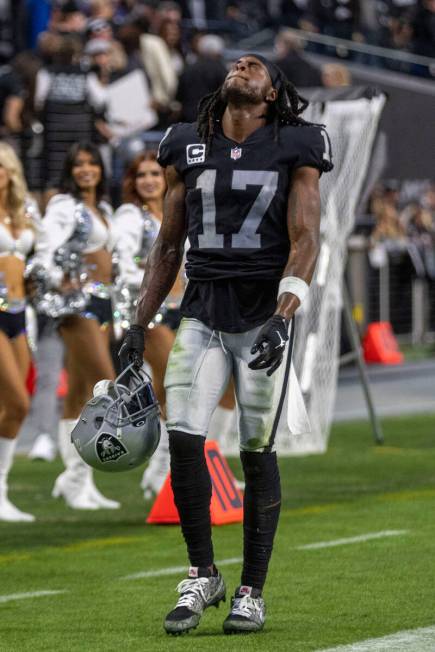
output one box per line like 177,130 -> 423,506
169,430 -> 214,568
240,451 -> 281,592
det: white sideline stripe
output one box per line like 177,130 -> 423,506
296,530 -> 408,550
0,590 -> 67,605
121,557 -> 243,581
317,625 -> 435,651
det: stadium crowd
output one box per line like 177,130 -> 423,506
368,180 -> 435,280
0,1 -> 434,202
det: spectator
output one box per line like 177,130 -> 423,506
375,1 -> 415,52
274,29 -> 322,88
412,0 -> 435,58
0,59 -> 24,137
48,0 -> 87,35
178,0 -> 228,26
140,28 -> 179,126
85,35 -> 156,139
321,62 -> 352,87
403,201 -> 435,278
150,1 -> 183,34
116,24 -> 144,71
307,0 -> 364,42
0,0 -> 26,60
88,0 -> 116,22
422,183 -> 435,219
86,17 -> 113,42
176,34 -> 227,122
158,18 -> 185,76
34,35 -> 104,191
12,51 -> 44,194
281,0 -> 312,29
371,201 -> 406,243
223,3 -> 254,37
370,182 -> 404,241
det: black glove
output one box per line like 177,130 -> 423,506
119,324 -> 145,370
248,315 -> 289,377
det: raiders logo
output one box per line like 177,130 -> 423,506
95,433 -> 128,463
186,143 -> 205,165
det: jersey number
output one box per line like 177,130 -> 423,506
196,169 -> 278,249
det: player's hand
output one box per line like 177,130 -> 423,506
119,324 -> 145,370
248,315 -> 289,377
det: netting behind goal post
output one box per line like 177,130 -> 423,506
219,90 -> 386,457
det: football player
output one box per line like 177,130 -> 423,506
120,54 -> 333,634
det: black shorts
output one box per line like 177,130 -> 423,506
83,295 -> 113,327
0,310 -> 26,339
162,307 -> 182,331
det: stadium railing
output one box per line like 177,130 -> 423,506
348,237 -> 435,344
230,27 -> 435,78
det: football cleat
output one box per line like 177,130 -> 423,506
223,586 -> 266,634
71,364 -> 160,472
164,567 -> 226,635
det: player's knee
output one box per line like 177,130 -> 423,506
240,450 -> 280,490
168,431 -> 211,499
6,393 -> 30,424
168,430 -> 205,460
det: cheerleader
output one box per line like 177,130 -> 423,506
113,152 -> 184,497
34,142 -> 120,510
0,142 -> 38,522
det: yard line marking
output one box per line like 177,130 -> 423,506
62,535 -> 144,552
121,557 -> 243,581
317,624 -> 435,651
0,590 -> 67,605
296,530 -> 408,550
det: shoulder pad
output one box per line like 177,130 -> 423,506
281,124 -> 333,174
157,122 -> 199,171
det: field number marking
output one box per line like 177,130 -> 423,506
0,590 -> 67,605
296,530 -> 408,550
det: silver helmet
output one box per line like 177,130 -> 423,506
71,364 -> 160,472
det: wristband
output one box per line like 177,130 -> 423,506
278,276 -> 309,305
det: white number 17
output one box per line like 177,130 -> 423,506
196,169 -> 279,249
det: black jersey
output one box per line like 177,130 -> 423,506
157,120 -> 333,332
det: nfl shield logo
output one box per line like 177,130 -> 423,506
230,147 -> 242,160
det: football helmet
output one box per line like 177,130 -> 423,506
71,364 -> 160,472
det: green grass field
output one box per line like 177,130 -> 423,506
2,414 -> 435,652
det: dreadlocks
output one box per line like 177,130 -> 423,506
197,69 -> 312,154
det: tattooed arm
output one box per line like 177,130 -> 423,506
119,166 -> 186,368
275,166 -> 321,321
135,165 -> 187,329
248,166 -> 321,375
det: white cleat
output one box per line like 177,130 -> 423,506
28,433 -> 57,462
0,496 -> 35,522
52,472 -> 99,510
84,477 -> 120,510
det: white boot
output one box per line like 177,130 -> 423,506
53,419 -> 121,510
141,419 -> 170,499
84,475 -> 120,509
28,433 -> 57,462
0,437 -> 35,522
52,419 -> 98,510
